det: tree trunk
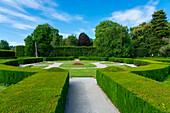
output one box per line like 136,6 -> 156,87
35,42 -> 38,57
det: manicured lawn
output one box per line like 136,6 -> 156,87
59,61 -> 96,67
163,74 -> 170,85
100,62 -> 116,64
0,85 -> 7,92
69,69 -> 97,77
36,62 -> 54,65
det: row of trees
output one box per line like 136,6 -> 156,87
24,24 -> 93,57
130,10 -> 170,57
24,9 -> 169,57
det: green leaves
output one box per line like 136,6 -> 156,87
94,20 -> 133,57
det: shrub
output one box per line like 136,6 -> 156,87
98,66 -> 124,72
79,56 -> 108,61
0,50 -> 15,58
0,72 -> 69,113
0,58 -> 69,112
17,57 -> 43,64
134,48 -> 149,57
43,56 -> 74,61
15,45 -> 25,57
96,70 -> 170,113
52,46 -> 96,57
129,64 -> 169,81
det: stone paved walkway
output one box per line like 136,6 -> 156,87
64,78 -> 120,113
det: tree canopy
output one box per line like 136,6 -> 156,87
24,23 -> 62,57
94,20 -> 133,57
65,35 -> 78,46
0,40 -> 10,50
130,10 -> 169,56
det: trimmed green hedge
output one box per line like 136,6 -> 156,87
0,72 -> 69,113
43,56 -> 74,61
134,48 -> 149,57
18,57 -> 43,64
96,70 -> 170,113
128,64 -> 169,81
79,56 -> 108,61
109,57 -> 169,81
15,45 -> 25,57
0,50 -> 15,58
0,58 -> 69,112
52,46 -> 96,57
109,57 -> 162,65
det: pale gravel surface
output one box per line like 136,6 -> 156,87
64,78 -> 120,113
20,61 -> 137,69
44,63 -> 63,69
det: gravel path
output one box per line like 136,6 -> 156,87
44,63 -> 63,69
64,78 -> 119,113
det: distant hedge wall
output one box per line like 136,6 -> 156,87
79,56 -> 108,61
43,56 -> 74,61
15,45 -> 25,57
52,47 -> 96,57
0,50 -> 15,58
134,48 -> 149,57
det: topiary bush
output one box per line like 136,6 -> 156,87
15,45 -> 25,57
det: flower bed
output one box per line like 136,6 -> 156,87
72,63 -> 84,65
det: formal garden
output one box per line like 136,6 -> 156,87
0,10 -> 170,113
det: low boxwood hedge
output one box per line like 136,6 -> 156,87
0,50 -> 15,58
43,56 -> 74,61
0,58 -> 69,112
79,56 -> 108,61
96,70 -> 170,113
0,71 -> 69,113
128,64 -> 169,81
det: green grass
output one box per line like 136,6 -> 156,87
31,65 -> 48,69
59,61 -> 96,67
69,69 -> 97,77
0,84 -> 7,92
163,74 -> 170,85
100,62 -> 116,64
36,62 -> 54,65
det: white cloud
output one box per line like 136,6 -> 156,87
9,41 -> 25,46
107,0 -> 159,27
12,23 -> 35,30
0,7 -> 42,22
60,33 -> 71,38
0,0 -> 83,23
79,28 -> 86,32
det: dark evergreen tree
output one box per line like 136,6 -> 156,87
151,10 -> 168,38
78,33 -> 91,46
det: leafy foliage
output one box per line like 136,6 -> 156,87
130,10 -> 169,56
94,20 -> 133,57
0,40 -> 10,50
24,23 -> 62,57
15,45 -> 25,57
65,35 -> 78,46
24,35 -> 35,57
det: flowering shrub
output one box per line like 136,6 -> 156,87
72,63 -> 84,65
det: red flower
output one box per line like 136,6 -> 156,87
72,63 -> 84,65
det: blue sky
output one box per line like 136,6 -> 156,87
0,0 -> 169,46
